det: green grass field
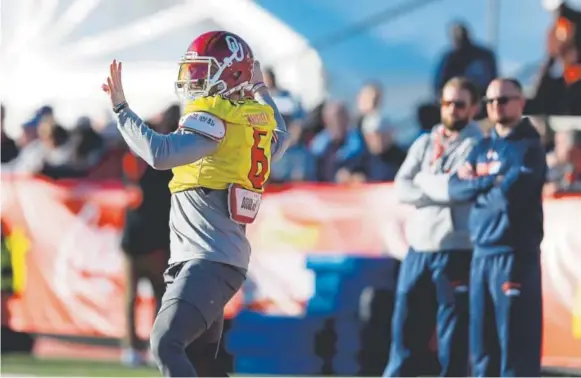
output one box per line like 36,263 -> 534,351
0,354 -> 159,377
2,354 -> 578,377
0,356 -> 278,377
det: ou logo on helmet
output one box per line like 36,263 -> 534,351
225,35 -> 245,63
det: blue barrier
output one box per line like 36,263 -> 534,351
332,352 -> 360,376
306,255 -> 399,375
305,255 -> 398,316
228,255 -> 400,375
226,311 -> 326,374
334,318 -> 361,354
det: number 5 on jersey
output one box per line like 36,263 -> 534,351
248,129 -> 270,190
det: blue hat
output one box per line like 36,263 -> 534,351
22,115 -> 40,130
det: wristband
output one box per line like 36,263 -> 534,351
113,101 -> 128,114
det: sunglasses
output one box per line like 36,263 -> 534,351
440,100 -> 468,109
483,96 -> 519,105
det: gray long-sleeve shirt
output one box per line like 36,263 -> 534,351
115,92 -> 288,270
395,122 -> 482,253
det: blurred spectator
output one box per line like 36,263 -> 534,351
263,67 -> 304,125
310,102 -> 365,183
158,103 -> 181,135
357,119 -> 407,182
355,82 -> 384,132
10,118 -> 74,177
19,117 -> 39,147
36,106 -> 55,125
120,106 -> 177,367
534,0 -> 581,115
269,121 -> 315,183
328,83 -> 406,183
263,68 -> 312,181
85,112 -> 129,180
302,101 -> 326,144
545,129 -> 581,194
335,113 -> 407,184
1,105 -> 19,163
14,106 -> 55,148
96,119 -> 123,145
529,57 -> 568,115
68,116 -> 106,172
434,22 -> 497,98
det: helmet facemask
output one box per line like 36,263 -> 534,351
175,36 -> 252,102
175,58 -> 223,101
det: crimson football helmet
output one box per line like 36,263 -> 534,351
175,31 -> 255,100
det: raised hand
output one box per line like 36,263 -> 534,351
102,59 -> 127,107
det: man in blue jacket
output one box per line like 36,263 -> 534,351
448,78 -> 546,377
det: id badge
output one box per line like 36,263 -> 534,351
227,184 -> 262,224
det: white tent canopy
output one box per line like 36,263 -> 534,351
0,0 -> 325,137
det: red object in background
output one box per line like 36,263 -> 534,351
548,1 -> 581,85
1,176 -> 580,368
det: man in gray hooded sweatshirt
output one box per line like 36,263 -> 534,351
384,77 -> 482,377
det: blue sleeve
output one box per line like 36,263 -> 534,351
481,143 -> 546,208
448,174 -> 497,202
447,142 -> 497,201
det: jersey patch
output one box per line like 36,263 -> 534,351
247,113 -> 269,126
179,112 -> 226,141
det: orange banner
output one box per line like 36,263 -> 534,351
1,177 -> 580,367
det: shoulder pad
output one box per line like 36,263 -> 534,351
178,112 -> 226,141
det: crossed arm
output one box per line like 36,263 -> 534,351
447,143 -> 546,206
394,135 -> 434,207
397,133 -> 546,207
395,135 -> 478,206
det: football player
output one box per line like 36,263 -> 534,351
102,31 -> 289,377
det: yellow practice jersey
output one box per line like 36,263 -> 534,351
169,95 -> 277,194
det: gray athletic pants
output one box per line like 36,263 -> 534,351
150,258 -> 246,377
